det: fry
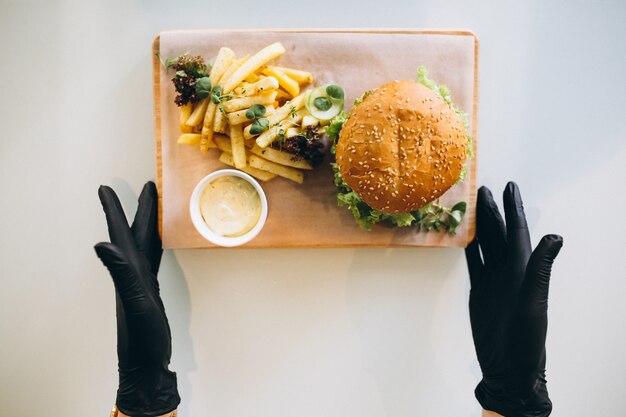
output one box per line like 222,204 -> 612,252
209,47 -> 235,86
213,106 -> 227,134
177,133 -> 202,146
255,107 -> 307,148
200,102 -> 217,152
275,89 -> 293,101
219,152 -> 277,182
222,91 -> 277,113
249,155 -> 304,184
251,145 -> 313,170
244,73 -> 260,83
186,99 -> 209,127
226,105 -> 275,126
244,91 -> 307,140
285,127 -> 301,138
229,123 -> 246,169
213,135 -> 233,154
215,135 -> 255,153
268,66 -> 313,84
222,42 -> 286,93
199,48 -> 235,151
180,103 -> 193,132
233,77 -> 279,96
265,105 -> 276,116
261,66 -> 299,97
219,55 -> 249,86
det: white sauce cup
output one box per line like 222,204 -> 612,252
189,169 -> 268,247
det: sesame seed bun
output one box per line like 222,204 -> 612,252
336,80 -> 467,214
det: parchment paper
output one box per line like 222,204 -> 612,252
155,29 -> 478,249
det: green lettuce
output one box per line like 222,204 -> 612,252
326,111 -> 347,143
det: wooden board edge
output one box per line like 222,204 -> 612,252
152,35 -> 164,239
465,31 -> 479,247
169,241 -> 470,250
157,28 -> 479,37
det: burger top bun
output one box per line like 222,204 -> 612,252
336,80 -> 468,214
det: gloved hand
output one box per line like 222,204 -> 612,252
465,182 -> 563,417
94,182 -> 180,417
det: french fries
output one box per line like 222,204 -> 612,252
213,135 -> 234,154
249,155 -> 304,184
261,66 -> 299,97
255,107 -> 308,148
200,47 -> 235,152
214,136 -> 255,156
285,127 -> 301,138
186,99 -> 209,127
243,92 -> 307,140
220,55 -> 249,86
229,123 -> 246,169
213,107 -> 228,134
226,105 -> 275,126
177,133 -> 202,146
222,42 -> 286,93
244,73 -> 260,83
222,90 -> 277,113
267,66 -> 313,84
250,145 -> 313,170
274,88 -> 293,101
179,103 -> 193,133
234,76 -> 279,96
199,103 -> 218,153
170,42 -> 325,185
219,152 -> 277,182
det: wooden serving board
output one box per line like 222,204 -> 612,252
153,29 -> 478,249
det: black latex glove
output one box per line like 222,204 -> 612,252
465,182 -> 563,417
94,182 -> 180,417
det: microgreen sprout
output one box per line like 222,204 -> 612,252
245,104 -> 270,135
246,104 -> 267,120
250,118 -> 270,135
209,85 -> 232,104
314,96 -> 332,111
195,77 -> 212,99
326,84 -> 344,100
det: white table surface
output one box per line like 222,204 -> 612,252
1,1 -> 624,416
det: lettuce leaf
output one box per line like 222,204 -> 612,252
326,111 -> 347,143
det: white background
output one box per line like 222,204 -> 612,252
1,1 -> 625,416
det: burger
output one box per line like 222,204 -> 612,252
328,67 -> 471,232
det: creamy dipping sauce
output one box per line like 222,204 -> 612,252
199,176 -> 262,237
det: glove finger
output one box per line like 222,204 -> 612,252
94,242 -> 146,314
503,181 -> 531,258
98,185 -> 137,254
465,238 -> 484,287
476,186 -> 507,266
523,234 -> 563,317
130,181 -> 163,275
